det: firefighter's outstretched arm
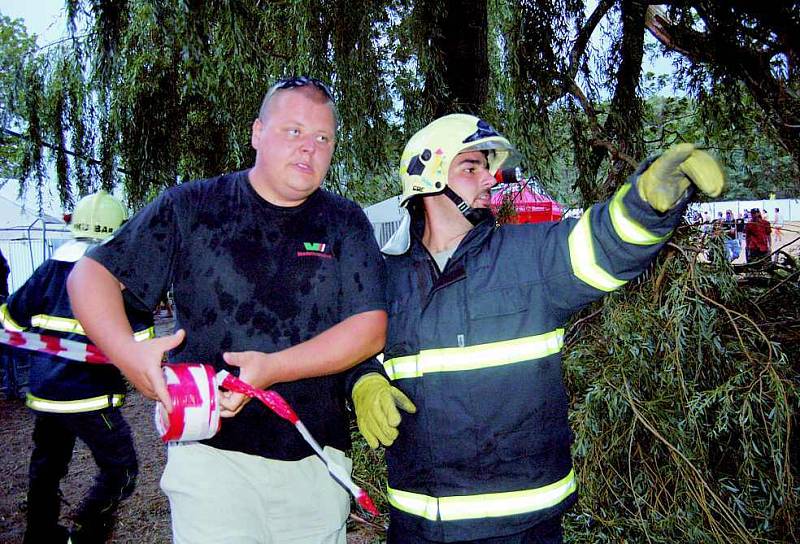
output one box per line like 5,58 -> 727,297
67,256 -> 184,411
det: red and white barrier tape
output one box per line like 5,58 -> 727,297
155,363 -> 221,442
156,364 -> 379,516
0,329 -> 109,364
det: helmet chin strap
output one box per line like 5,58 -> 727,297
442,186 -> 493,226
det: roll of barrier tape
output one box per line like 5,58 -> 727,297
151,364 -> 380,515
155,363 -> 221,442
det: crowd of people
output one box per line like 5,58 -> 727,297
0,73 -> 787,544
690,207 -> 784,264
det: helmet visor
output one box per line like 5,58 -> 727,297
460,139 -> 522,174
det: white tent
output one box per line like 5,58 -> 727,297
364,196 -> 403,248
0,194 -> 71,292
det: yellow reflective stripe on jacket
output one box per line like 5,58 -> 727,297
388,469 -> 577,521
134,326 -> 156,342
1,303 -> 25,332
31,314 -> 153,342
568,208 -> 627,292
32,314 -> 86,335
609,184 -> 671,245
383,329 -> 564,381
26,393 -> 125,413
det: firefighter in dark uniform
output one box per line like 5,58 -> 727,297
0,191 -> 154,544
350,114 -> 726,543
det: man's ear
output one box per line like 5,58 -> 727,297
251,118 -> 263,149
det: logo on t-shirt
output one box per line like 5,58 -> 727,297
297,242 -> 333,259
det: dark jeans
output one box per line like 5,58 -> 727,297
388,515 -> 563,544
746,247 -> 769,264
23,408 -> 138,544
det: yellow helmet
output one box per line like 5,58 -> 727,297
69,190 -> 127,240
398,114 -> 520,206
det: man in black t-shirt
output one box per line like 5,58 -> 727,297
67,77 -> 387,543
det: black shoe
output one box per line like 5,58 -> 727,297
23,524 -> 70,544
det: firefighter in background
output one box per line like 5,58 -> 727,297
1,248 -> 15,398
0,191 -> 154,544
350,114 -> 725,543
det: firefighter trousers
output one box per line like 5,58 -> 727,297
23,408 -> 138,544
387,515 -> 564,544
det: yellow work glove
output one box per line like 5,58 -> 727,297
352,373 -> 417,449
637,143 -> 726,213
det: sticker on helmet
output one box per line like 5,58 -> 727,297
406,155 -> 426,176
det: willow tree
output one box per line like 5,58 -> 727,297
0,15 -> 36,181
11,0 -> 402,208
11,0 -> 799,210
646,3 -> 800,168
487,0 -> 799,203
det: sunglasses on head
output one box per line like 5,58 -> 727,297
274,76 -> 335,102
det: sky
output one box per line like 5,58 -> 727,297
1,0 -> 68,215
0,0 -> 67,45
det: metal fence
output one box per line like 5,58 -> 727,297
1,224 -> 71,293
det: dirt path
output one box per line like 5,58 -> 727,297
0,388 -> 173,544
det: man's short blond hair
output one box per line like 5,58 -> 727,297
258,77 -> 339,130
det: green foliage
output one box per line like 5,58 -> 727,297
0,14 -> 36,180
9,1 -> 409,209
350,425 -> 389,513
563,228 -> 799,542
490,0 -> 582,197
661,2 -> 800,167
6,2 -> 799,211
642,90 -> 798,200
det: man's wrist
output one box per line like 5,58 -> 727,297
255,351 -> 287,389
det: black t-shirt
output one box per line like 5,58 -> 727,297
90,170 -> 387,460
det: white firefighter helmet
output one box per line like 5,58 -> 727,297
383,114 -> 520,255
398,114 -> 520,206
69,190 -> 127,240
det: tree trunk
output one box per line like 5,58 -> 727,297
585,0 -> 647,201
424,0 -> 489,116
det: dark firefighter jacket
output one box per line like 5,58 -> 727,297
377,173 -> 687,541
0,240 -> 154,413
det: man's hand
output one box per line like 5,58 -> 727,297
638,143 -> 726,213
352,373 -> 416,449
117,329 -> 186,412
220,350 -> 282,417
